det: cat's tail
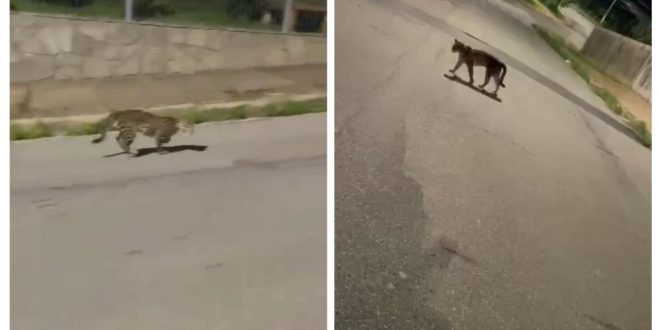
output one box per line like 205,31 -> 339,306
499,64 -> 507,88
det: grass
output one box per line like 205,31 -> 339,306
587,84 -> 623,115
522,0 -> 544,12
11,121 -> 53,140
265,99 -> 326,117
534,25 -> 651,148
627,117 -> 652,148
65,122 -> 100,136
11,98 -> 326,141
522,0 -> 564,20
10,0 -> 276,30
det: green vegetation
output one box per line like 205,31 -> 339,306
626,117 -> 651,148
534,25 -> 651,148
9,0 -> 276,30
522,0 -> 544,12
11,121 -> 53,140
182,105 -> 250,124
10,0 -> 327,30
588,84 -> 622,115
562,0 -> 650,45
11,98 -> 327,141
65,122 -> 100,136
537,0 -> 565,18
265,99 -> 326,117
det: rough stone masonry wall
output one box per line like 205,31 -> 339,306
581,26 -> 651,102
10,13 -> 326,82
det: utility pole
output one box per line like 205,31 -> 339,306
125,0 -> 133,21
600,0 -> 618,24
282,0 -> 294,33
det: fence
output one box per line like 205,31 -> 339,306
11,0 -> 326,34
581,26 -> 651,102
10,12 -> 326,82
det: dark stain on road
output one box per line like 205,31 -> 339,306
205,262 -> 224,270
336,122 -> 453,329
433,236 -> 480,267
124,249 -> 142,256
32,198 -> 58,208
584,314 -> 622,330
336,67 -> 453,329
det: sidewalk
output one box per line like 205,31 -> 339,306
10,64 -> 326,119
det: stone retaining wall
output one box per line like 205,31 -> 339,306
10,13 -> 326,82
581,26 -> 651,102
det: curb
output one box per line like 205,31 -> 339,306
11,92 -> 327,126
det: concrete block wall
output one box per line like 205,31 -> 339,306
581,26 -> 651,101
10,13 -> 326,82
559,5 -> 596,40
632,54 -> 651,102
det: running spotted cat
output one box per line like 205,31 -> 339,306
91,109 -> 194,155
449,39 -> 507,95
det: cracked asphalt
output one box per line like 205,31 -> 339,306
11,114 -> 327,330
335,0 -> 650,329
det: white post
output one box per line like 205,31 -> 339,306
125,0 -> 133,21
281,0 -> 294,33
600,0 -> 618,24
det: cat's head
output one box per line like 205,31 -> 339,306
451,39 -> 465,53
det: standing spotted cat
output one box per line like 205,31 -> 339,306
449,39 -> 507,95
91,109 -> 194,155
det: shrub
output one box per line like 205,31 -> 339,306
35,0 -> 94,7
226,0 -> 268,20
134,0 -> 175,19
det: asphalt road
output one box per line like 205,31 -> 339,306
11,114 -> 327,330
335,0 -> 650,329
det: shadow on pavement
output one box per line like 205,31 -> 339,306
443,73 -> 502,102
102,145 -> 208,158
135,145 -> 208,157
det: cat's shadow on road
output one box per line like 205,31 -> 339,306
444,73 -> 502,103
103,145 -> 208,158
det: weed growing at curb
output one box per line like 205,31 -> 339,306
11,121 -> 53,140
10,98 -> 327,141
534,25 -> 651,148
65,122 -> 100,136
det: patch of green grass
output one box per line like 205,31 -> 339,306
228,106 -> 248,120
534,25 -> 591,81
627,117 -> 652,148
11,121 -> 53,140
11,0 -> 124,19
64,122 -> 100,136
184,110 -> 208,124
179,99 -> 325,123
522,0 -> 542,10
523,0 -> 563,19
265,99 -> 327,117
587,83 -> 623,115
11,98 -> 326,141
534,24 -> 651,148
182,105 -> 249,124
